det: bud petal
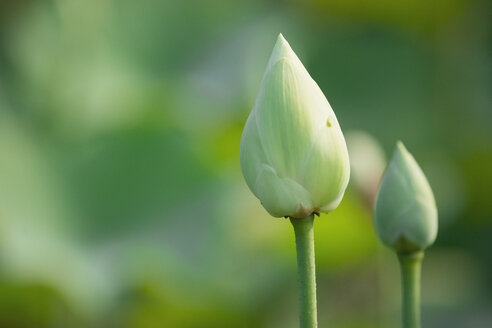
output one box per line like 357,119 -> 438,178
240,34 -> 350,218
374,142 -> 438,252
255,164 -> 313,218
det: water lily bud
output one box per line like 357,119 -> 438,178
239,34 -> 350,219
374,142 -> 438,253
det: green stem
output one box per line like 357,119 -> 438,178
398,251 -> 424,328
290,215 -> 317,328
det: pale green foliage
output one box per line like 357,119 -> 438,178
240,34 -> 350,218
374,142 -> 438,252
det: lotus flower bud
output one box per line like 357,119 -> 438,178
374,142 -> 438,253
239,34 -> 350,219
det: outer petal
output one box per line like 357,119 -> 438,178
239,112 -> 269,197
374,142 -> 438,251
253,35 -> 327,182
254,164 -> 313,218
300,111 -> 350,212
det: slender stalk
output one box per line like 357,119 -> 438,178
290,215 -> 317,328
398,251 -> 424,328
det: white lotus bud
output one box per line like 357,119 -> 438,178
374,141 -> 438,252
239,34 -> 350,218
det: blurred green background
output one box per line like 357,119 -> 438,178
0,0 -> 491,327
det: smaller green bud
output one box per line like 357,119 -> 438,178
374,141 -> 438,253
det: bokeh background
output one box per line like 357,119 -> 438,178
0,0 -> 491,327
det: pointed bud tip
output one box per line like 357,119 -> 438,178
274,33 -> 291,53
277,33 -> 287,43
267,33 -> 296,69
393,140 -> 412,163
395,140 -> 408,153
